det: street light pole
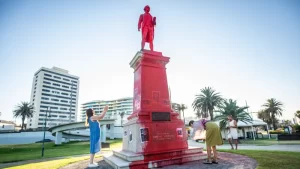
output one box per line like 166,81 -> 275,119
42,107 -> 51,157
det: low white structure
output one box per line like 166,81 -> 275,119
0,120 -> 15,132
189,119 -> 270,140
48,119 -> 116,145
217,120 -> 270,140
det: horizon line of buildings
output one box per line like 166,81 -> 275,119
2,66 -> 299,131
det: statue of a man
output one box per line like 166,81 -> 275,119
138,5 -> 156,51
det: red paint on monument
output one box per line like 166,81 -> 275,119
129,50 -> 188,155
123,5 -> 203,169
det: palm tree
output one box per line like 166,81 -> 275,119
215,99 -> 252,129
177,104 -> 187,124
119,112 -> 125,126
295,110 -> 300,119
262,98 -> 283,130
192,87 -> 223,120
13,102 -> 34,130
195,109 -> 203,119
257,109 -> 272,126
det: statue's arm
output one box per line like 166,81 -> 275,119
138,14 -> 143,30
153,17 -> 156,26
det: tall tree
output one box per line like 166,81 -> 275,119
257,110 -> 272,126
13,102 -> 34,130
119,112 -> 125,126
192,87 -> 223,120
177,104 -> 187,124
295,110 -> 300,119
195,109 -> 203,119
215,99 -> 252,129
262,98 -> 283,130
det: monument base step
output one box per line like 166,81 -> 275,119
103,147 -> 206,169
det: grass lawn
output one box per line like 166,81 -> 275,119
222,138 -> 300,146
0,139 -> 122,163
220,149 -> 300,169
4,155 -> 101,169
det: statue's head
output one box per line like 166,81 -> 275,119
144,5 -> 150,13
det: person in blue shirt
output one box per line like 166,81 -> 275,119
85,105 -> 108,168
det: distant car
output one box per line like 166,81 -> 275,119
35,139 -> 53,143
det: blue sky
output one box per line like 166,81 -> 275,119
0,0 -> 299,123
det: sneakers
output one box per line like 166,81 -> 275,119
88,163 -> 98,168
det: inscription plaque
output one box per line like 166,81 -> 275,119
152,112 -> 170,121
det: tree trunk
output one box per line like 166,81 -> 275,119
209,109 -> 214,120
21,116 -> 25,130
271,114 -> 276,130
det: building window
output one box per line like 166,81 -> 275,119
41,101 -> 75,107
42,89 -> 50,92
43,85 -> 77,93
60,108 -> 68,110
51,107 -> 58,109
42,93 -> 76,100
44,77 -> 73,86
53,76 -> 61,79
38,123 -> 44,125
61,93 -> 68,96
71,80 -> 77,84
60,100 -> 68,103
52,91 -> 60,94
43,81 -> 51,85
63,78 -> 70,81
62,85 -> 69,89
51,98 -> 59,102
59,115 -> 67,118
44,73 -> 52,77
35,83 -> 37,86
41,97 -> 49,100
52,83 -> 60,87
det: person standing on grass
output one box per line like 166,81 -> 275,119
189,119 -> 223,164
85,105 -> 108,168
227,115 -> 238,150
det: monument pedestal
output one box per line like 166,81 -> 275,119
104,50 -> 204,168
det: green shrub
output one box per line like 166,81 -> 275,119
294,124 -> 300,132
269,130 -> 284,134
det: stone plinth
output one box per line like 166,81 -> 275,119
104,50 -> 204,168
104,147 -> 205,169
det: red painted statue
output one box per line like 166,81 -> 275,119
138,5 -> 156,51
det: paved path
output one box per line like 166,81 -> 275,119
188,140 -> 300,152
60,152 -> 257,169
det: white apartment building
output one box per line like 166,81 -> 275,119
27,67 -> 79,130
81,97 -> 133,138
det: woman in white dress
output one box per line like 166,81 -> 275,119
227,115 -> 238,150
